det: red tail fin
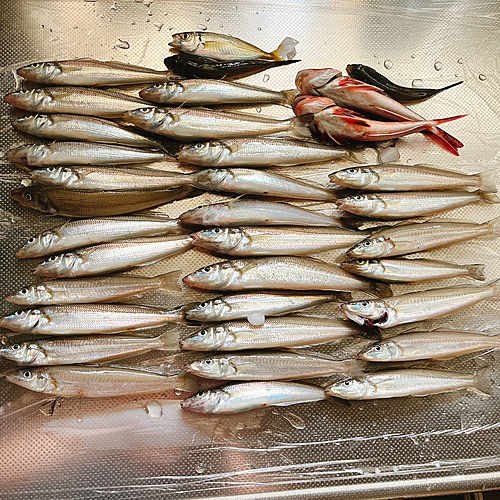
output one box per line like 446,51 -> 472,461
423,114 -> 466,156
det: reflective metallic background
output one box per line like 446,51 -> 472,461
1,1 -> 500,499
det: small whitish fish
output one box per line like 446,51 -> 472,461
358,331 -> 500,362
188,168 -> 336,201
140,79 -> 297,106
190,226 -> 366,257
17,59 -> 170,86
6,366 -> 197,397
186,351 -> 356,381
169,32 -> 298,62
180,200 -> 343,227
31,166 -> 191,191
177,137 -> 353,167
347,216 -> 500,259
16,215 -> 184,259
121,107 -> 300,141
4,87 -> 153,118
6,142 -> 167,167
340,279 -> 500,329
1,331 -> 178,365
325,368 -> 491,400
330,164 -> 497,193
181,381 -> 326,414
184,292 -> 343,322
12,114 -> 159,148
341,258 -> 486,283
11,184 -> 196,218
32,235 -> 193,278
183,256 -> 391,296
5,272 -> 182,305
0,304 -> 186,335
336,191 -> 499,219
180,317 -> 360,351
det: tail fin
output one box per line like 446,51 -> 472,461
333,291 -> 353,302
272,37 -> 299,61
489,278 -> 500,300
368,282 -> 393,298
345,359 -> 368,378
479,191 -> 500,204
289,115 -> 314,138
485,215 -> 500,236
467,264 -> 486,281
280,89 -> 300,106
422,124 -> 465,156
172,373 -> 200,393
155,327 -> 181,350
438,81 -> 464,93
157,270 -> 182,292
478,169 -> 498,193
472,366 -> 492,396
432,114 -> 467,127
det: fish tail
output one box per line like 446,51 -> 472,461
432,114 -> 468,127
156,327 -> 181,350
280,89 -> 300,106
490,278 -> 500,300
289,115 -> 314,138
438,80 -> 464,93
271,37 -> 299,61
479,191 -> 500,204
334,291 -> 353,302
467,264 -> 486,281
423,124 -> 465,156
176,373 -> 201,393
368,281 -> 393,299
477,169 -> 498,193
486,215 -> 500,236
472,366 -> 492,396
345,359 -> 368,378
158,270 -> 183,292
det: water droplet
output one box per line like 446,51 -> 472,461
143,0 -> 154,5
154,23 -> 164,31
195,463 -> 206,474
174,387 -> 183,396
145,400 -> 162,418
263,74 -> 270,83
374,54 -> 378,58
393,466 -> 399,472
384,60 -> 393,70
77,417 -> 82,422
219,24 -> 223,28
205,17 -> 210,21
147,10 -> 153,16
434,61 -> 443,71
412,79 -> 423,88
110,2 -> 118,9
236,421 -> 245,430
114,39 -> 130,49
257,27 -> 262,31
457,57 -> 463,64
409,436 -> 419,445
247,311 -> 265,325
411,54 -> 416,59
256,107 -> 262,113
281,411 -> 306,429
375,468 -> 381,475
73,26 -> 79,30
197,24 -> 207,31
424,436 -> 430,442
378,147 -> 400,163
479,74 -> 486,81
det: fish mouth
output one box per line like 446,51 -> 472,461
4,94 -> 16,105
373,312 -> 389,326
189,231 -> 201,242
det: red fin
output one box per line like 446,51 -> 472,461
336,77 -> 385,93
340,116 -> 371,126
421,115 -> 467,155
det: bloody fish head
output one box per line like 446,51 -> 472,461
295,68 -> 342,95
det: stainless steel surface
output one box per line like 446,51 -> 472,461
1,1 -> 500,499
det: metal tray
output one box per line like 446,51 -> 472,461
1,1 -> 500,499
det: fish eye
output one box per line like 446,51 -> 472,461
347,168 -> 356,173
194,143 -> 204,149
23,369 -> 33,378
361,301 -> 369,307
181,33 -> 190,40
199,329 -> 207,336
356,259 -> 365,264
140,107 -> 150,112
354,195 -> 363,200
47,167 -> 56,172
14,310 -> 23,316
20,288 -> 29,295
12,344 -> 21,350
213,228 -> 221,233
48,256 -> 56,262
199,302 -> 207,308
204,359 -> 212,365
153,83 -> 162,88
374,345 -> 382,351
195,205 -> 204,209
24,193 -> 33,201
363,240 -> 372,247
19,89 -> 30,94
202,266 -> 212,273
343,380 -> 351,386
27,237 -> 35,243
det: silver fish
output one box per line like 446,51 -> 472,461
180,317 -> 360,351
7,366 -> 196,397
140,79 -> 297,106
347,216 -> 500,258
181,381 -> 326,414
32,234 -> 193,278
341,279 -> 500,329
1,331 -> 178,365
325,368 -> 491,399
187,351 -> 354,380
188,168 -> 336,201
12,114 -> 159,148
121,107 -> 299,141
4,87 -> 153,118
5,272 -> 182,305
341,258 -> 485,283
177,137 -> 353,167
16,215 -> 184,259
6,142 -> 167,166
190,226 -> 366,256
17,59 -> 170,86
336,191 -> 499,219
183,256 -> 390,295
330,164 -> 497,192
0,304 -> 186,335
184,292 -> 343,322
180,200 -> 343,227
358,331 -> 500,362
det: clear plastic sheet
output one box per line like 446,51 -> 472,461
1,1 -> 500,498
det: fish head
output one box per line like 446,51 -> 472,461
180,203 -> 226,226
346,235 -> 394,259
336,194 -> 383,216
12,114 -> 50,134
186,356 -> 235,379
4,88 -> 49,108
325,377 -> 371,399
181,387 -> 228,413
340,299 -> 388,328
31,166 -> 79,187
6,145 -> 30,164
180,325 -> 228,350
122,107 -> 160,129
330,167 -> 378,189
10,185 -> 52,213
183,261 -> 237,290
184,298 -> 228,322
340,258 -> 381,277
190,227 -> 243,252
345,64 -> 363,77
32,252 -> 79,278
295,68 -> 342,95
7,143 -> 50,166
293,95 -> 336,116
0,341 -> 41,364
358,340 -> 402,361
169,32 -> 203,54
140,81 -> 182,102
0,308 -> 43,332
6,367 -> 54,393
4,284 -> 52,305
189,168 -> 229,190
15,230 -> 59,259
17,61 -> 60,83
176,141 -> 227,166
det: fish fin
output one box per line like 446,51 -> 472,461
489,278 -> 500,300
432,114 -> 468,126
479,191 -> 500,204
472,366 -> 492,396
368,282 -> 393,299
339,116 -> 371,127
175,373 -> 200,393
477,169 -> 498,193
438,80 -> 464,92
345,359 -> 368,378
271,37 -> 299,61
289,115 -> 314,138
334,291 -> 353,302
155,327 -> 181,350
157,270 -> 183,291
359,326 -> 383,340
336,79 -> 385,94
421,128 -> 462,156
486,215 -> 500,236
280,89 -> 300,106
467,264 -> 486,281
326,133 -> 351,145
328,396 -> 352,407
